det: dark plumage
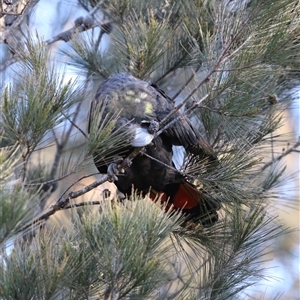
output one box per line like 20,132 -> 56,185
89,72 -> 219,226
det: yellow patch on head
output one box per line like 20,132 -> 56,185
125,95 -> 132,101
125,90 -> 135,101
144,102 -> 153,114
126,90 -> 135,96
140,92 -> 148,99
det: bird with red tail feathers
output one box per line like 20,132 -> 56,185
89,72 -> 220,227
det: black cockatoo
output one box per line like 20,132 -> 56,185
89,72 -> 220,226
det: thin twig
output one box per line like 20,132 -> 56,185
57,171 -> 101,201
45,21 -> 113,45
61,111 -> 88,139
20,175 -> 109,232
171,67 -> 200,101
0,0 -> 39,43
141,151 -> 184,176
51,128 -> 60,148
24,170 -> 99,187
158,32 -> 238,129
214,62 -> 260,72
20,147 -> 143,231
44,0 -> 110,46
56,175 -> 109,204
89,1 -> 103,16
49,98 -> 85,180
0,1 -> 3,17
0,54 -> 20,71
155,93 -> 210,138
1,5 -> 109,70
94,29 -> 105,51
63,200 -> 102,209
260,137 -> 300,172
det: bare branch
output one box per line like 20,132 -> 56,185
0,54 -> 20,71
45,20 -> 113,45
20,146 -> 144,230
61,111 -> 88,139
0,5 -> 112,71
63,200 -> 102,209
56,175 -> 108,204
155,93 -> 210,138
20,175 -> 108,232
159,43 -> 232,129
49,97 -> 85,180
0,1 -> 3,18
260,137 -> 300,172
88,0 -> 104,17
57,172 -> 100,202
0,0 -> 39,43
25,172 -> 99,187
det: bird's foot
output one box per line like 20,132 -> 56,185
147,120 -> 159,134
107,157 -> 131,182
122,157 -> 132,169
107,163 -> 119,182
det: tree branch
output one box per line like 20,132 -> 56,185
158,28 -> 242,129
20,175 -> 109,232
0,4 -> 112,71
49,101 -> 84,180
24,170 -> 99,188
260,137 -> 300,172
0,0 -> 39,43
0,54 -> 20,71
45,20 -> 113,45
20,146 -> 144,231
61,111 -> 88,139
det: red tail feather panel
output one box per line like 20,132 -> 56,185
149,182 -> 199,211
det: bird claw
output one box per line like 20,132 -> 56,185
107,163 -> 119,182
122,157 -> 132,168
107,157 -> 132,182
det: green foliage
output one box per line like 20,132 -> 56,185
63,32 -> 115,79
0,198 -> 183,299
88,100 -> 133,165
79,196 -> 182,299
0,186 -> 39,245
0,227 -> 84,300
1,35 -> 78,155
0,146 -> 40,244
71,0 -> 216,82
0,0 -> 299,299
